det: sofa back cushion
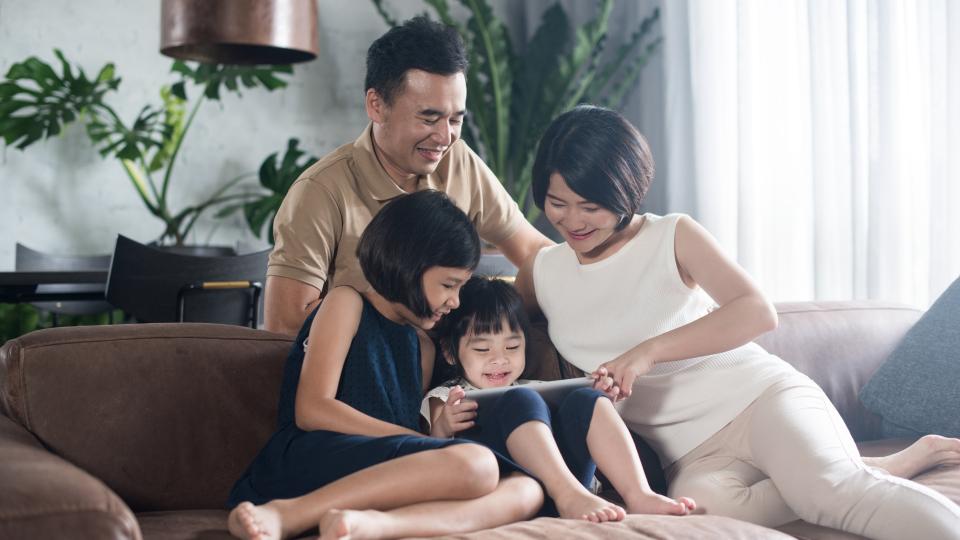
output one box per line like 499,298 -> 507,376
754,302 -> 920,441
0,323 -> 291,512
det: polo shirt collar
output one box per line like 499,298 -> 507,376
353,122 -> 445,201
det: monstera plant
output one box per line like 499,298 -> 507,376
372,0 -> 662,219
0,50 -> 293,245
217,137 -> 318,245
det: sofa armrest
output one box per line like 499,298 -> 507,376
0,414 -> 140,540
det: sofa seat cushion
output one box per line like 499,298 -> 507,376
135,511 -> 791,540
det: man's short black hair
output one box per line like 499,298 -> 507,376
435,276 -> 532,382
365,16 -> 469,105
357,190 -> 480,318
532,105 -> 654,231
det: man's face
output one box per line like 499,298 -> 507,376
367,69 -> 467,182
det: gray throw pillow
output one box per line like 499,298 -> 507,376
860,276 -> 960,438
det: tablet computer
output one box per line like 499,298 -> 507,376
463,377 -> 595,411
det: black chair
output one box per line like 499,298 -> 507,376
15,243 -> 114,326
105,235 -> 268,327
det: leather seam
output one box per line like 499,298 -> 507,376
18,335 -> 291,352
0,507 -> 137,538
18,344 -> 32,431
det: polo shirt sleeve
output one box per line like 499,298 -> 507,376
266,178 -> 342,292
460,145 -> 526,245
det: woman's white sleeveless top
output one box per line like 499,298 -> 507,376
533,213 -> 796,464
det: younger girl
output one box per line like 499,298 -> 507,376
227,191 -> 543,540
424,276 -> 695,522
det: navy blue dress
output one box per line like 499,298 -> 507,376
228,298 -> 491,507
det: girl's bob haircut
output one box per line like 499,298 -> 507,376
531,105 -> 654,231
435,275 -> 532,380
357,190 -> 481,319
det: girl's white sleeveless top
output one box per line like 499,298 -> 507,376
533,213 -> 797,464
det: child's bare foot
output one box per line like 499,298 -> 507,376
555,489 -> 626,522
624,492 -> 696,516
864,434 -> 960,479
228,501 -> 283,540
319,509 -> 390,540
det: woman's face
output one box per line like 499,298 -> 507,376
544,173 -> 622,257
406,266 -> 472,330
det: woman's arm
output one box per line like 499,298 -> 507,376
294,287 -> 422,437
602,216 -> 778,395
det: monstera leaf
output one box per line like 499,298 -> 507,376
217,138 -> 317,244
0,49 -> 297,246
0,49 -> 119,149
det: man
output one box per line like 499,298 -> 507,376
265,17 -> 552,335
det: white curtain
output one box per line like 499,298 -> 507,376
662,0 -> 960,306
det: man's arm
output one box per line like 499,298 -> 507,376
494,220 -> 553,293
263,275 -> 324,335
494,220 -> 553,268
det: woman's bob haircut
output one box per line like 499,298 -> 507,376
531,105 -> 654,231
357,190 -> 481,318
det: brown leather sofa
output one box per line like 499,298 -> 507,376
1,301 -> 958,539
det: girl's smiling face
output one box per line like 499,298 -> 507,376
404,266 -> 472,330
454,318 -> 526,388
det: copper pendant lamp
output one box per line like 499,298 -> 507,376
160,0 -> 319,65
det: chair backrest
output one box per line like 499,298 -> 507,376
14,243 -> 113,317
106,235 -> 269,326
15,243 -> 112,272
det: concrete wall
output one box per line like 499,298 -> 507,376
0,0 -> 664,266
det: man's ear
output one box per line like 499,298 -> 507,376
366,88 -> 387,123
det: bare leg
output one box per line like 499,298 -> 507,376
228,443 -> 500,540
505,421 -> 625,522
587,398 -> 695,515
317,473 -> 543,540
863,434 -> 960,478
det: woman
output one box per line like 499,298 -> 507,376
515,105 -> 960,539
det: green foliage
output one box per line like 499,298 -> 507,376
0,50 -> 294,245
372,0 -> 661,219
217,138 -> 317,245
0,303 -> 123,345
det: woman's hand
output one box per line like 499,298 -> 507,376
430,386 -> 478,438
590,367 -> 624,402
599,349 -> 655,399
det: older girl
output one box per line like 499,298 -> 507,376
228,191 -> 542,540
517,105 -> 960,539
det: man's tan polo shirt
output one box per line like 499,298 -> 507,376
268,123 -> 524,294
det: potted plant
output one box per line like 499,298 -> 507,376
217,138 -> 318,245
372,0 -> 662,220
0,50 -> 294,246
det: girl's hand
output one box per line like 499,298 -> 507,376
599,350 -> 655,399
430,386 -> 478,438
590,367 -> 623,402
